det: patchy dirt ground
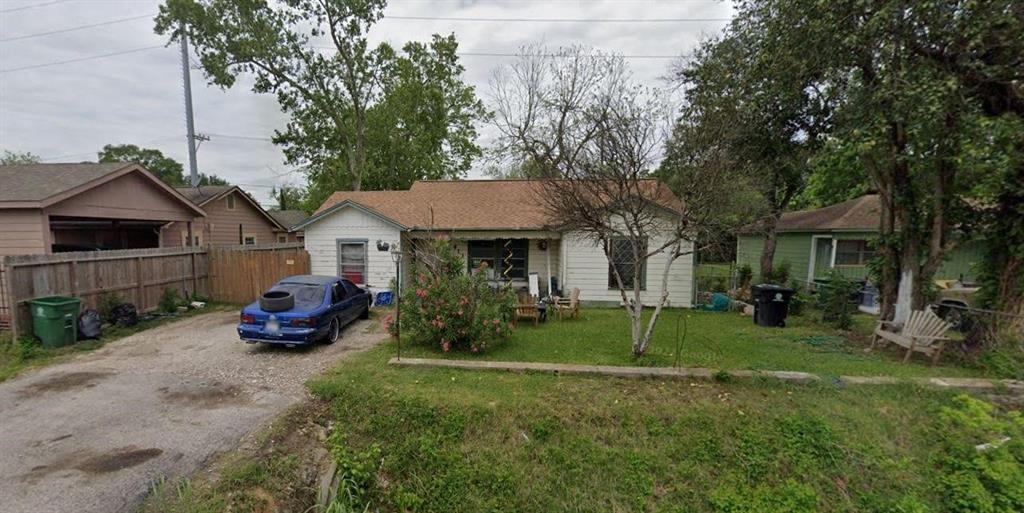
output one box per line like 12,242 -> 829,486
0,310 -> 384,513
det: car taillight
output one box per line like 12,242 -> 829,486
292,317 -> 317,327
240,313 -> 255,324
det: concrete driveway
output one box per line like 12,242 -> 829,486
0,310 -> 384,513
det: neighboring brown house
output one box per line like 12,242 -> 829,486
166,185 -> 287,247
268,209 -> 309,243
0,163 -> 205,257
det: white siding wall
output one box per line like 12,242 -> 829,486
561,231 -> 693,307
304,207 -> 401,289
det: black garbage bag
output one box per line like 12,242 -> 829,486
110,303 -> 138,327
78,309 -> 102,340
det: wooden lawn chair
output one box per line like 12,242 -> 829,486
553,287 -> 580,320
513,293 -> 540,327
871,308 -> 953,364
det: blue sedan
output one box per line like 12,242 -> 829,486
237,275 -> 371,346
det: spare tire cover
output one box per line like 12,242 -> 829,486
260,290 -> 295,312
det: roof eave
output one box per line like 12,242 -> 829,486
294,199 -> 408,231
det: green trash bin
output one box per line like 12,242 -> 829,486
28,296 -> 81,348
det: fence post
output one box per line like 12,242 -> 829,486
136,256 -> 144,308
69,260 -> 78,297
7,263 -> 20,341
190,249 -> 198,299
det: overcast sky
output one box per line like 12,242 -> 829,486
0,0 -> 733,207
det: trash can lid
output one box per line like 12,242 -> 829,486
27,296 -> 81,306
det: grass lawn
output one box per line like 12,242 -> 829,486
147,338 -> 1021,512
0,304 -> 236,383
398,308 -> 990,379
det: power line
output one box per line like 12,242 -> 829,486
205,132 -> 274,142
459,51 -> 678,59
0,13 -> 155,42
0,44 -> 164,73
0,0 -> 69,14
383,14 -> 730,22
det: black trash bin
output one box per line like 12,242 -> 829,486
752,284 -> 796,328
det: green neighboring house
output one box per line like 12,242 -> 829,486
736,194 -> 984,285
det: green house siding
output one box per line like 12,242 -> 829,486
737,232 -> 984,284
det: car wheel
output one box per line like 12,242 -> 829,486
325,318 -> 340,344
360,297 -> 371,319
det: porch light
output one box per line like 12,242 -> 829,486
376,240 -> 390,252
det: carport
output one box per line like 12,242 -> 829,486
0,163 -> 206,255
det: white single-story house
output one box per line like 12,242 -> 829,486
292,180 -> 694,307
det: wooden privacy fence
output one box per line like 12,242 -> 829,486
209,244 -> 311,304
1,243 -> 309,340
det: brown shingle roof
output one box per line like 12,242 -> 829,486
0,162 -> 132,202
309,179 -> 681,231
173,185 -> 234,205
775,194 -> 881,232
268,209 -> 309,230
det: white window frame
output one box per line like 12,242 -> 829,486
243,234 -> 257,245
337,239 -> 369,285
277,234 -> 288,244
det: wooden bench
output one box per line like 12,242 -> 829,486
871,309 -> 953,364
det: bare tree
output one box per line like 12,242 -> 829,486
492,45 -> 730,356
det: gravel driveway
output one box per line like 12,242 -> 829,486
0,310 -> 385,513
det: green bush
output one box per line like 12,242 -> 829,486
762,261 -> 791,285
817,270 -> 858,329
398,240 -> 515,353
933,395 -> 1024,513
159,287 -> 182,313
737,264 -> 753,289
787,280 -> 809,316
98,291 -> 125,321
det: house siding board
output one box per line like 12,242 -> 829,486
304,206 -> 400,289
44,171 -> 196,222
737,231 -> 985,283
561,231 -> 693,307
736,233 -> 815,284
165,191 -> 278,247
0,209 -> 47,257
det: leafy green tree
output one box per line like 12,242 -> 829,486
98,144 -> 187,185
98,143 -> 228,187
664,7 -> 832,282
0,150 -> 41,165
155,0 -> 487,206
270,184 -> 307,211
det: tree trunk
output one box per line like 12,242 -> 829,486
636,242 -> 681,356
759,211 -> 782,283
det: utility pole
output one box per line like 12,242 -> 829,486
180,23 -> 200,187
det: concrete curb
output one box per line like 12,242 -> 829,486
388,357 -> 1024,393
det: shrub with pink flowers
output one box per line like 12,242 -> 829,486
395,240 -> 515,353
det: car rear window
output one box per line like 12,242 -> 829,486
271,283 -> 325,307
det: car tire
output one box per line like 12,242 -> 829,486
260,290 -> 294,312
324,318 -> 340,344
360,297 -> 371,319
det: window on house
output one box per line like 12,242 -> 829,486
338,241 -> 367,284
278,235 -> 288,244
243,235 -> 256,245
608,238 -> 646,289
296,234 -> 305,243
467,239 -> 528,279
835,240 -> 873,265
226,194 -> 236,210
